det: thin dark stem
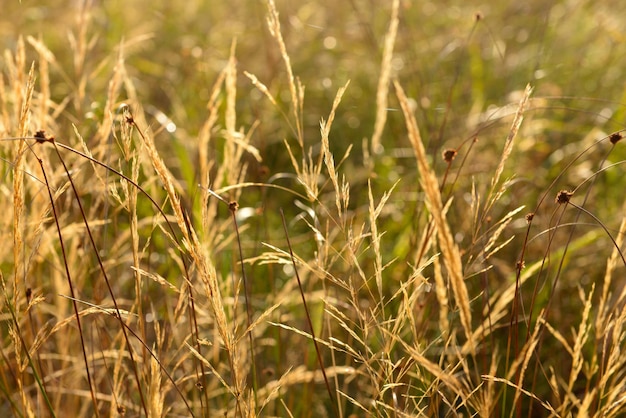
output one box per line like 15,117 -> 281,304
527,143 -> 616,417
0,280 -> 55,417
125,116 -> 210,411
229,202 -> 259,410
60,295 -> 195,416
567,203 -> 626,267
39,133 -> 206,411
54,122 -> 219,414
35,153 -> 95,418
50,143 -> 149,417
280,209 -> 338,417
504,132 -> 617,415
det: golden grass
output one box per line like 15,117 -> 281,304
1,2 -> 626,417
395,80 -> 474,352
371,0 -> 399,154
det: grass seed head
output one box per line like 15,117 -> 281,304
442,148 -> 458,163
34,129 -> 54,143
609,132 -> 622,144
556,190 -> 574,205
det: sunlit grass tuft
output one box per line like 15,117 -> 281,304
1,1 -> 626,417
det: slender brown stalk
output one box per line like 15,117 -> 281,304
34,150 -> 99,417
280,209 -> 338,417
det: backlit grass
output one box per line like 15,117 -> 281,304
1,1 -> 626,417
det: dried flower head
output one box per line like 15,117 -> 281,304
229,200 -> 239,212
609,132 -> 623,145
525,212 -> 535,223
34,130 -> 54,143
442,148 -> 458,163
555,190 -> 574,205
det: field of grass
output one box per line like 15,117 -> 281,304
1,0 -> 626,417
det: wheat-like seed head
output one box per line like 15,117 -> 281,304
395,80 -> 474,353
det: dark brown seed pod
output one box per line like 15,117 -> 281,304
555,190 -> 574,205
609,132 -> 622,145
34,130 -> 54,143
442,148 -> 457,163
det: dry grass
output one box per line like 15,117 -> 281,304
1,1 -> 626,417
